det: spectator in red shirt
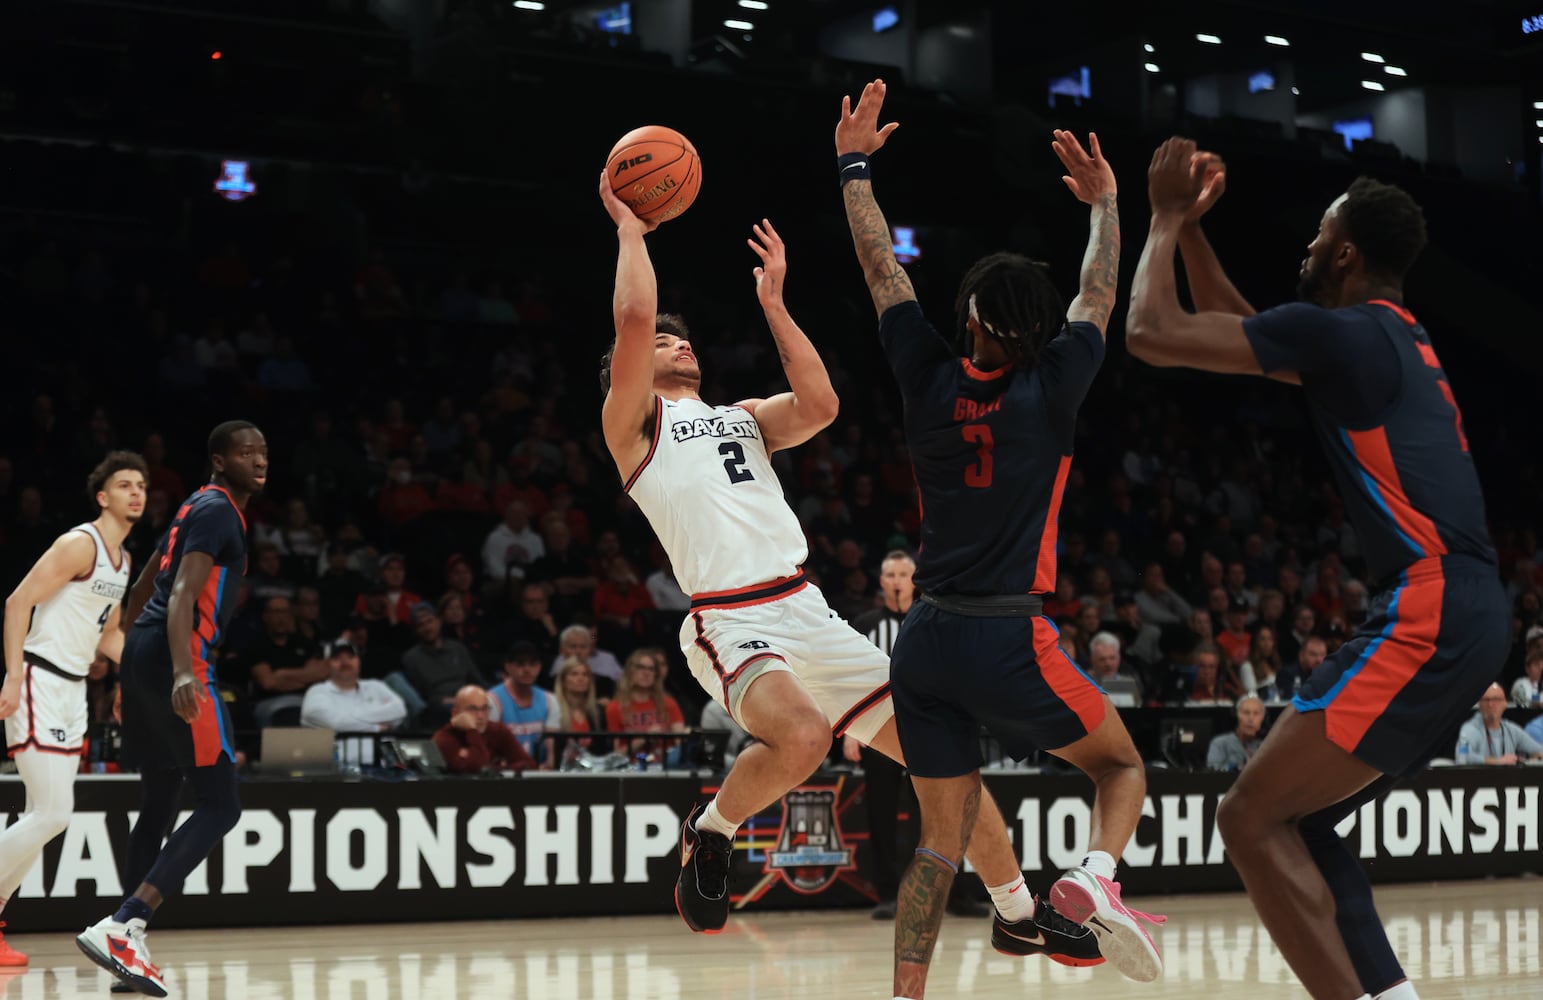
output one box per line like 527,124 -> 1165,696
593,556 -> 654,641
434,685 -> 535,774
352,553 -> 421,625
378,458 -> 436,528
1217,595 -> 1254,669
604,649 -> 685,764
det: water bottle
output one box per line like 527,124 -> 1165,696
1455,739 -> 1472,766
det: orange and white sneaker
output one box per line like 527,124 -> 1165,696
0,922 -> 27,966
76,916 -> 166,998
1050,868 -> 1166,982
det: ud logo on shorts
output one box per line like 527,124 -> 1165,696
766,788 -> 855,894
738,640 -> 771,651
50,728 -> 67,743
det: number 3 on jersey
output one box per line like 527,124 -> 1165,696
962,424 -> 994,487
719,442 -> 755,484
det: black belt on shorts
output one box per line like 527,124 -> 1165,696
23,651 -> 87,682
919,593 -> 1045,618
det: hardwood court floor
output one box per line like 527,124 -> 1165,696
1,880 -> 1537,999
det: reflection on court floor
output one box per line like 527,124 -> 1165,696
0,881 -> 1535,999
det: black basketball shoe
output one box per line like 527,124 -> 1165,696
991,895 -> 1105,967
674,802 -> 734,933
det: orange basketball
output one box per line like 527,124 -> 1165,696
605,125 -> 702,224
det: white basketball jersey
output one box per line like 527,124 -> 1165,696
25,523 -> 129,676
626,396 -> 807,596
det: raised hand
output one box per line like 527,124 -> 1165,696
835,79 -> 900,156
748,218 -> 788,308
598,169 -> 658,235
1185,151 -> 1227,223
1051,129 -> 1116,205
1148,137 -> 1206,218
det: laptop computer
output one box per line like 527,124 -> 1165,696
379,736 -> 447,776
260,727 -> 338,777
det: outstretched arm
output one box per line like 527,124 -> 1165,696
1052,130 -> 1120,335
1127,138 -> 1290,380
597,171 -> 661,478
738,220 -> 839,453
836,80 -> 916,317
1176,155 -> 1256,317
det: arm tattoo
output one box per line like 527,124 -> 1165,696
893,852 -> 955,998
1069,192 -> 1121,330
842,179 -> 917,315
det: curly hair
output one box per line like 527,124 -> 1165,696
598,313 -> 691,394
1339,177 -> 1427,281
86,450 -> 148,503
952,252 -> 1067,367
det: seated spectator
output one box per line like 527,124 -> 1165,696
299,639 -> 407,732
481,500 -> 544,591
1183,642 -> 1235,706
438,591 -> 483,660
1134,562 -> 1192,627
433,686 -> 535,775
241,595 -> 329,727
550,622 -> 623,691
293,585 -> 330,647
1207,694 -> 1266,771
1526,713 -> 1543,748
1238,626 -> 1283,703
593,556 -> 654,648
1511,650 -> 1543,708
398,602 -> 486,727
645,556 -> 690,613
1279,604 -> 1316,668
1111,592 -> 1161,669
1275,635 -> 1327,703
550,655 -> 605,762
352,552 -> 421,625
604,649 -> 687,765
527,516 -> 597,622
487,641 -> 558,767
1216,596 -> 1254,670
317,540 -> 367,629
1188,607 -> 1214,643
1087,632 -> 1142,707
1455,683 -> 1543,764
246,543 -> 297,607
442,553 -> 481,615
490,583 -> 561,665
1043,576 -> 1081,621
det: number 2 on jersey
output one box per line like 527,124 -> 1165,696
719,442 -> 755,484
962,423 -> 994,487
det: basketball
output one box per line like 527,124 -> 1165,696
605,125 -> 702,224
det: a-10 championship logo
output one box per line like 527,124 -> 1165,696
765,788 -> 855,894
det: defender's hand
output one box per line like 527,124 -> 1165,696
171,673 -> 205,723
748,219 -> 788,307
1185,152 -> 1227,223
835,79 -> 900,157
1051,130 -> 1116,205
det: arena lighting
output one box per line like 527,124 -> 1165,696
210,50 -> 222,60
1385,66 -> 1408,77
1264,35 -> 1289,46
511,1 -> 544,9
1535,101 -> 1543,109
1145,62 -> 1160,72
737,0 -> 767,8
1535,119 -> 1543,127
724,18 -> 754,30
1291,86 -> 1299,95
213,160 -> 256,202
1196,33 -> 1222,44
1361,80 -> 1386,91
1361,51 -> 1384,63
1143,43 -> 1154,52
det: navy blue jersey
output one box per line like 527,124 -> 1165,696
1242,299 -> 1495,582
878,301 -> 1104,595
137,485 -> 249,651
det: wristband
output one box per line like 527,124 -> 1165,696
838,151 -> 872,186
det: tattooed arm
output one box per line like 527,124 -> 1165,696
1052,130 -> 1121,336
835,79 -> 917,317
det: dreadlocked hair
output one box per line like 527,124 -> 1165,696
599,312 -> 692,394
952,252 -> 1067,366
1340,177 -> 1427,282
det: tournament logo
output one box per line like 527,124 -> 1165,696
765,788 -> 855,894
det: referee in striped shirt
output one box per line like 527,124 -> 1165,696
845,549 -> 990,920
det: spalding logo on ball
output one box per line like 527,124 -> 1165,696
606,125 -> 702,224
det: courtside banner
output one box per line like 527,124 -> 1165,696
0,768 -> 1536,930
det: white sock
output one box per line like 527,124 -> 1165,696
986,875 -> 1036,922
1374,983 -> 1419,1000
1079,850 -> 1116,881
695,799 -> 740,839
1351,994 -> 1372,1000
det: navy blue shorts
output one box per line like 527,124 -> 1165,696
1293,555 -> 1508,776
890,602 -> 1106,779
119,623 -> 236,772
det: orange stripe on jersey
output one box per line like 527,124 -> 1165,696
1324,565 -> 1443,755
1369,298 -> 1416,327
622,397 -> 664,493
1031,618 -> 1105,738
1031,456 -> 1073,594
1344,427 -> 1446,558
960,358 -> 1012,382
1414,341 -> 1441,370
